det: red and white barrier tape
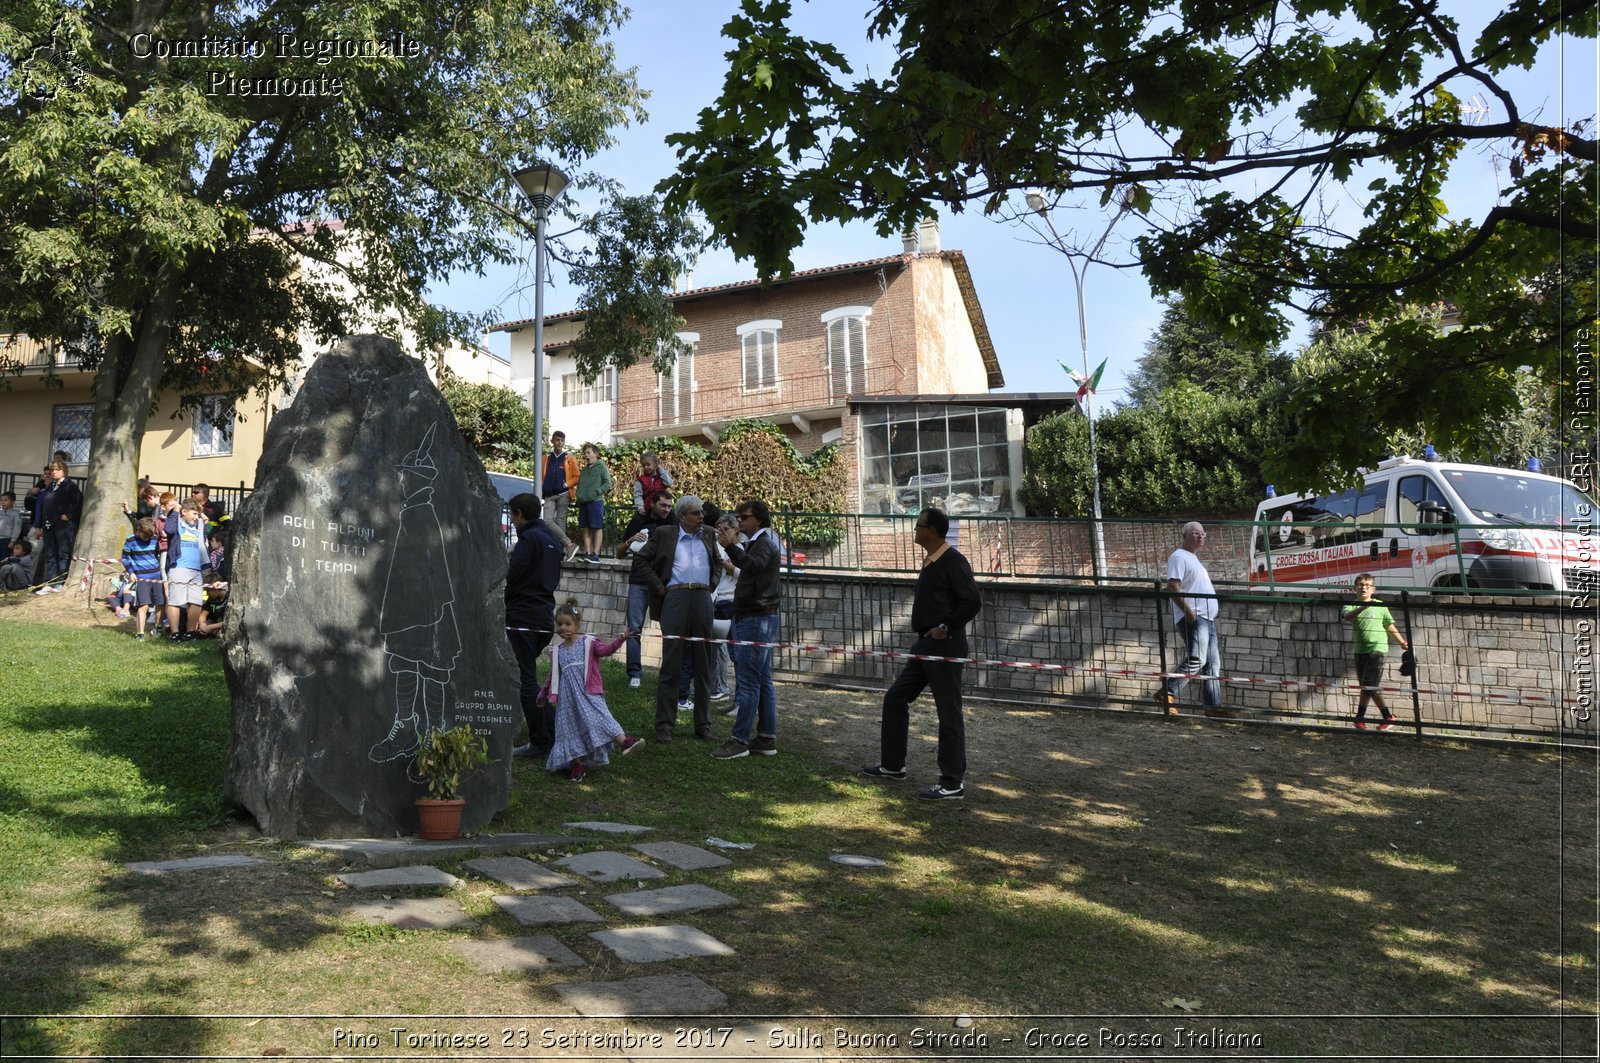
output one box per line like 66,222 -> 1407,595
505,625 -> 1584,709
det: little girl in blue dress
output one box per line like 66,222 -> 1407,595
538,598 -> 643,781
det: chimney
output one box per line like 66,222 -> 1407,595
902,228 -> 918,255
916,215 -> 940,254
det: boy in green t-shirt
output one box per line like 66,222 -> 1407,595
1342,573 -> 1410,730
574,443 -> 613,563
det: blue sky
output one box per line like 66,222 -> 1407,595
434,1 -> 1593,410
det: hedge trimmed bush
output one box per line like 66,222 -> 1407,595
489,419 -> 848,547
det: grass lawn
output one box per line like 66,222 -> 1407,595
0,617 -> 1595,1060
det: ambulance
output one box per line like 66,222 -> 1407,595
1248,455 -> 1598,592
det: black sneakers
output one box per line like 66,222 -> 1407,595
711,739 -> 749,760
859,764 -> 907,780
916,783 -> 964,801
750,735 -> 777,756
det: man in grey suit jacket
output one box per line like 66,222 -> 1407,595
634,495 -> 724,743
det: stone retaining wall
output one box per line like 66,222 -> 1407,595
559,560 -> 1592,743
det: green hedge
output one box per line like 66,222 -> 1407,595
491,419 -> 849,547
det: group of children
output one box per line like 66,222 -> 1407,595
110,488 -> 231,643
548,436 -> 674,565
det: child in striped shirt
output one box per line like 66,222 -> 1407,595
121,517 -> 166,640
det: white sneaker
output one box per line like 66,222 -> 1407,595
33,586 -> 51,596
565,545 -> 580,562
677,699 -> 692,713
629,677 -> 641,688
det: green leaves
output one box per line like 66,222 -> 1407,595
665,0 -> 1595,488
440,378 -> 535,463
412,725 -> 490,801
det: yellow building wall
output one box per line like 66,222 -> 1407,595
0,373 -> 271,490
138,389 -> 272,490
0,375 -> 95,476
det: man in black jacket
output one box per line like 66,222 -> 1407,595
710,498 -> 783,760
615,489 -> 675,688
861,507 -> 982,800
32,460 -> 82,592
504,493 -> 562,757
634,495 -> 723,743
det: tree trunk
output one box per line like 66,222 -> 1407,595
70,276 -> 177,592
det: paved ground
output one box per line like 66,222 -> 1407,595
124,823 -> 893,1045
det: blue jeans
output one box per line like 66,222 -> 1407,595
731,613 -> 779,744
625,583 -> 650,678
1165,616 -> 1222,707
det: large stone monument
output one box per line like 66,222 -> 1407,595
224,335 -> 520,837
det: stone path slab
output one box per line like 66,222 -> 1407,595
589,925 -> 735,963
303,834 -> 578,868
632,841 -> 732,871
349,897 -> 477,930
450,935 -> 584,973
604,884 -> 740,918
829,854 -> 887,868
704,836 -> 756,850
557,851 -> 666,883
493,894 -> 605,926
464,856 -> 578,891
554,973 -> 728,1016
126,855 -> 269,876
564,821 -> 654,834
337,866 -> 461,890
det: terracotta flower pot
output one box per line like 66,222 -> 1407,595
415,797 -> 466,840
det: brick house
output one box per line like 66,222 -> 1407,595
491,226 -> 1069,516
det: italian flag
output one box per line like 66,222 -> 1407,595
1065,358 -> 1106,406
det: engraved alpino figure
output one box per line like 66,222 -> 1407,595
370,423 -> 463,762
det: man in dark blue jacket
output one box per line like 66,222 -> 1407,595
504,492 -> 562,757
32,460 -> 82,592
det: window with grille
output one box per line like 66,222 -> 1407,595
192,395 -> 235,457
822,307 -> 870,402
658,334 -> 697,424
561,368 -> 616,407
737,319 -> 781,392
50,404 -> 93,464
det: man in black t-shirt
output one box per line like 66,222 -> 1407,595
860,507 -> 982,801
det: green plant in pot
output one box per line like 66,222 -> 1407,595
412,723 -> 491,840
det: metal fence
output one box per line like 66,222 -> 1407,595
766,571 -> 1593,747
1,471 -> 253,527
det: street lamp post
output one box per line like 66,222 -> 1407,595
1026,192 -> 1122,585
512,162 -> 571,504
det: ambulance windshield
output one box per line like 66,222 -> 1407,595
1443,470 -> 1595,526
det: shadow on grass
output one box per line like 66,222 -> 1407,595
497,672 -> 1596,1056
0,937 -> 220,1061
1,620 -> 1595,1059
0,629 -> 331,1058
